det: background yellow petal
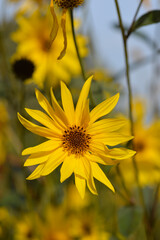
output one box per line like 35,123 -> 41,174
57,9 -> 67,60
49,0 -> 59,46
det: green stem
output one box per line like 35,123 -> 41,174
69,9 -> 95,107
116,164 -> 132,200
114,0 -> 149,237
114,0 -> 134,136
126,0 -> 144,38
70,9 -> 86,81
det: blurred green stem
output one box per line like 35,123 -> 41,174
114,0 -> 150,237
116,164 -> 132,202
69,9 -> 95,107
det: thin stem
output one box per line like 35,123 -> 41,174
127,0 -> 144,38
69,9 -> 95,107
70,9 -> 86,81
114,0 -> 134,136
114,0 -> 149,236
116,164 -> 131,199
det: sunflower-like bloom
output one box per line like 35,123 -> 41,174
11,10 -> 87,88
50,0 -> 84,59
117,102 -> 160,186
18,76 -> 135,198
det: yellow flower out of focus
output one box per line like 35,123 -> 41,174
117,102 -> 160,186
49,0 -> 84,59
18,76 -> 135,198
11,10 -> 87,88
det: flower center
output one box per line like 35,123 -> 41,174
134,140 -> 145,153
12,58 -> 35,81
54,0 -> 84,9
62,126 -> 91,156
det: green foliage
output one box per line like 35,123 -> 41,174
133,10 -> 160,32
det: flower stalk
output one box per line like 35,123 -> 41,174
114,0 -> 150,237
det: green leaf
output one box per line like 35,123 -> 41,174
133,10 -> 160,31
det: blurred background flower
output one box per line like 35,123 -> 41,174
11,9 -> 88,89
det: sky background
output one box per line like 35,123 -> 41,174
81,0 -> 160,119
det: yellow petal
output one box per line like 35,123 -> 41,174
90,93 -> 119,124
89,142 -> 118,165
35,89 -> 66,129
18,113 -> 60,139
87,175 -> 97,195
57,9 -> 67,60
50,87 -> 69,126
22,139 -> 61,156
74,158 -> 87,179
35,89 -> 55,118
75,174 -> 86,199
91,162 -> 115,192
76,76 -> 93,125
26,163 -> 45,180
25,108 -> 62,134
87,118 -> 126,134
49,0 -> 59,46
85,152 -> 111,165
24,152 -> 50,166
80,99 -> 90,128
61,81 -> 75,125
60,155 -> 76,182
92,133 -> 134,146
105,147 -> 136,160
41,148 -> 66,176
82,158 -> 98,195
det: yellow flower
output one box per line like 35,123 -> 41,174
50,0 -> 84,59
18,76 -> 135,198
11,10 -> 87,88
117,102 -> 160,186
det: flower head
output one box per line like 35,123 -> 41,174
18,76 -> 135,198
